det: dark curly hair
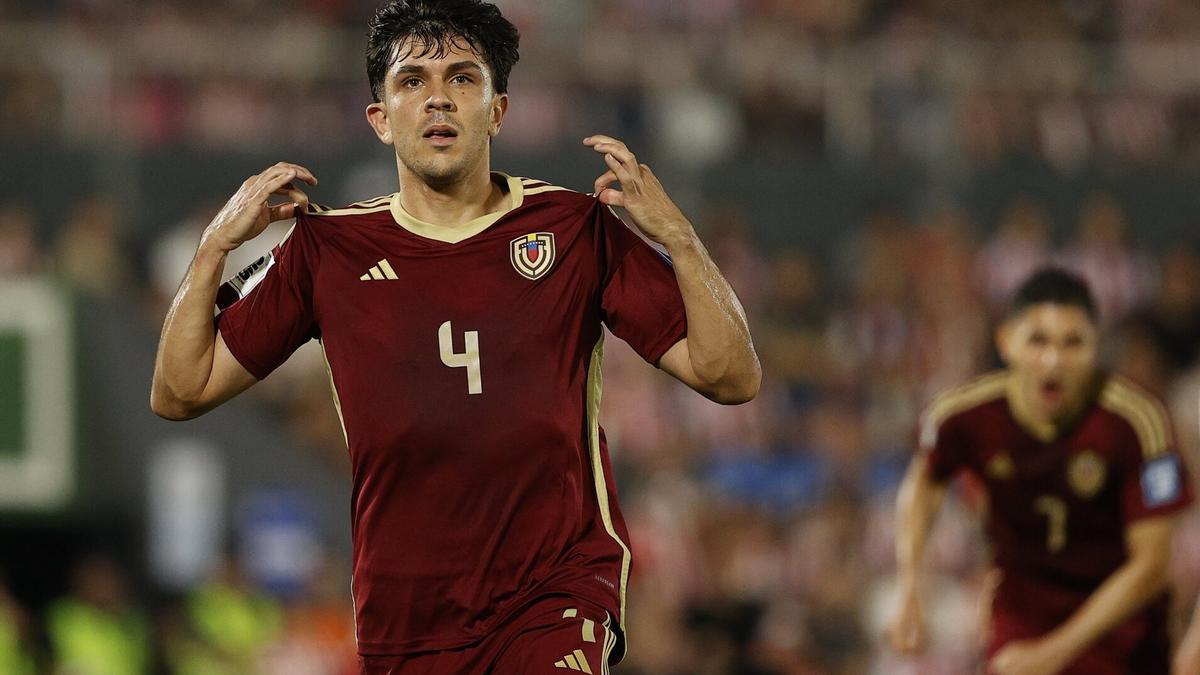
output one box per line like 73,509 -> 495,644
1009,267 -> 1098,322
366,0 -> 520,102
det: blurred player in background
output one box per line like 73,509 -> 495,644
150,0 -> 760,673
888,267 -> 1191,675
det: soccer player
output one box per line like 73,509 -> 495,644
887,267 -> 1191,675
150,1 -> 759,673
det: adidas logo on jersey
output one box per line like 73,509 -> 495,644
553,649 -> 594,673
360,259 -> 399,281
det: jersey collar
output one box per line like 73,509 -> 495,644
388,172 -> 524,244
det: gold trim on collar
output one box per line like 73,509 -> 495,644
388,172 -> 524,244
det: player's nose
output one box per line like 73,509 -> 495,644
424,83 -> 455,112
1039,346 -> 1062,369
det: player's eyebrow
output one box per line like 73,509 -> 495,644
393,61 -> 484,77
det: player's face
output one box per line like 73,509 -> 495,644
998,303 -> 1099,423
365,37 -> 507,187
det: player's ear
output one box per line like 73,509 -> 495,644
995,319 -> 1014,364
366,102 -> 393,145
488,93 -> 508,137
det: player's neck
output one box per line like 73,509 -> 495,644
395,161 -> 508,228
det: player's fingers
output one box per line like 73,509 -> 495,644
255,169 -> 300,200
267,202 -> 300,223
593,170 -> 619,196
597,187 -> 625,208
583,134 -> 623,148
604,153 -> 636,184
592,142 -> 638,170
271,182 -> 310,208
271,162 -> 319,185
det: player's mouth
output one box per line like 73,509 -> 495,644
423,125 -> 459,147
1039,379 -> 1064,405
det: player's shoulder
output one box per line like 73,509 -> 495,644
921,370 -> 1010,430
301,194 -> 396,223
1095,374 -> 1174,458
513,176 -> 596,213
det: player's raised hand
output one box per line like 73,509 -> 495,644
887,588 -> 928,655
988,638 -> 1071,675
584,135 -> 690,246
202,162 -> 318,253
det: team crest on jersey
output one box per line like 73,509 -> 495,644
986,452 -> 1015,480
1068,450 -> 1107,499
510,232 -> 555,280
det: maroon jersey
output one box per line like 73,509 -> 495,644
215,174 -> 687,660
920,370 -> 1191,671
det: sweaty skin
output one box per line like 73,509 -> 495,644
153,38 -> 758,417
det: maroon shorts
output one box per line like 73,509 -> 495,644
358,596 -> 618,674
986,574 -> 1169,675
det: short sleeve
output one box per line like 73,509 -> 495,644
596,205 -> 687,365
1121,446 -> 1193,524
215,219 -> 319,380
918,411 -> 968,483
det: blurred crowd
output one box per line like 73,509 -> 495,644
5,180 -> 1200,673
6,0 -> 1200,674
7,0 -> 1200,167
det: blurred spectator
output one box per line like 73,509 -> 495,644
165,555 -> 283,675
0,574 -> 35,675
0,201 -> 44,278
1124,245 -> 1200,372
1061,192 -> 1158,323
975,196 -> 1054,313
45,555 -> 151,675
53,195 -> 133,295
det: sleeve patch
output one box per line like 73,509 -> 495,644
215,252 -> 276,310
1141,455 -> 1182,508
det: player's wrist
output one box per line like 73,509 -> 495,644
195,239 -> 232,265
657,226 -> 701,255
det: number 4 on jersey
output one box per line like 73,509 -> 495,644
439,321 -> 482,395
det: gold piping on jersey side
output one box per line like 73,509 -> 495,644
319,340 -> 349,448
585,336 -> 631,639
277,222 -> 298,246
1099,379 -> 1170,458
1101,380 -> 1165,457
919,371 -> 1009,446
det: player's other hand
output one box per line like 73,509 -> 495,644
584,135 -> 690,247
1174,625 -> 1200,675
988,638 -> 1070,675
202,162 -> 318,253
887,589 -> 928,655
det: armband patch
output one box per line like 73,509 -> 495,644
1141,455 -> 1182,508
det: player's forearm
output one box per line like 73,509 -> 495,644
1042,552 -> 1170,663
895,456 -> 945,592
661,229 -> 760,403
150,243 -> 227,419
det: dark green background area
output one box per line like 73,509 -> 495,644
0,333 -> 25,458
